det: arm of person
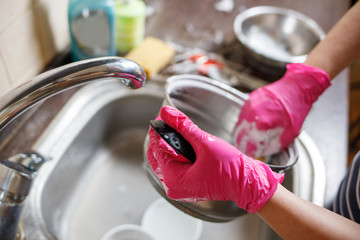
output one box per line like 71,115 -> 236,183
234,2 -> 360,158
149,106 -> 360,238
305,1 -> 360,79
257,184 -> 360,240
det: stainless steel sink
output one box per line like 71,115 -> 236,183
21,80 -> 326,240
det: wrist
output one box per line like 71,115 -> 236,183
231,156 -> 284,213
284,63 -> 331,102
266,63 -> 331,108
286,63 -> 331,96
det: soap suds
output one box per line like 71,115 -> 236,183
233,120 -> 283,157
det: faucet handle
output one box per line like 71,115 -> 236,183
7,151 -> 47,172
0,151 -> 46,203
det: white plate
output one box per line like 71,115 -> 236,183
141,198 -> 203,240
101,224 -> 154,240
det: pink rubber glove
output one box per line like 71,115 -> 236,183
147,106 -> 284,213
234,63 -> 331,158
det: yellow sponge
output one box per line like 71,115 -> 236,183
125,37 -> 175,79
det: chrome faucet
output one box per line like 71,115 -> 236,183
0,57 -> 146,240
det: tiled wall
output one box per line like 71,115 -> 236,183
0,0 -> 70,96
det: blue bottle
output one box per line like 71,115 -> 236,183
68,0 -> 116,61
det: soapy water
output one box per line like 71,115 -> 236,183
233,119 -> 283,158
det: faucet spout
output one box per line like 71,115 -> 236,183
0,56 -> 146,132
0,56 -> 146,240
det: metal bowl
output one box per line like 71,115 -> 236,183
233,6 -> 325,74
144,74 -> 298,222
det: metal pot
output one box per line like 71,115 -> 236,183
233,6 -> 325,75
143,74 -> 298,222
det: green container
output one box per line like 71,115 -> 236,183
115,0 -> 146,54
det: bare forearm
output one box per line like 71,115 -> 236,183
257,185 -> 360,240
305,1 -> 360,78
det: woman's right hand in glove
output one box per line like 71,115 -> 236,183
147,106 -> 284,213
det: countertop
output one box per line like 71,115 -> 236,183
0,0 -> 350,207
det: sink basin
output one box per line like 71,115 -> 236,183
21,80 -> 326,240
